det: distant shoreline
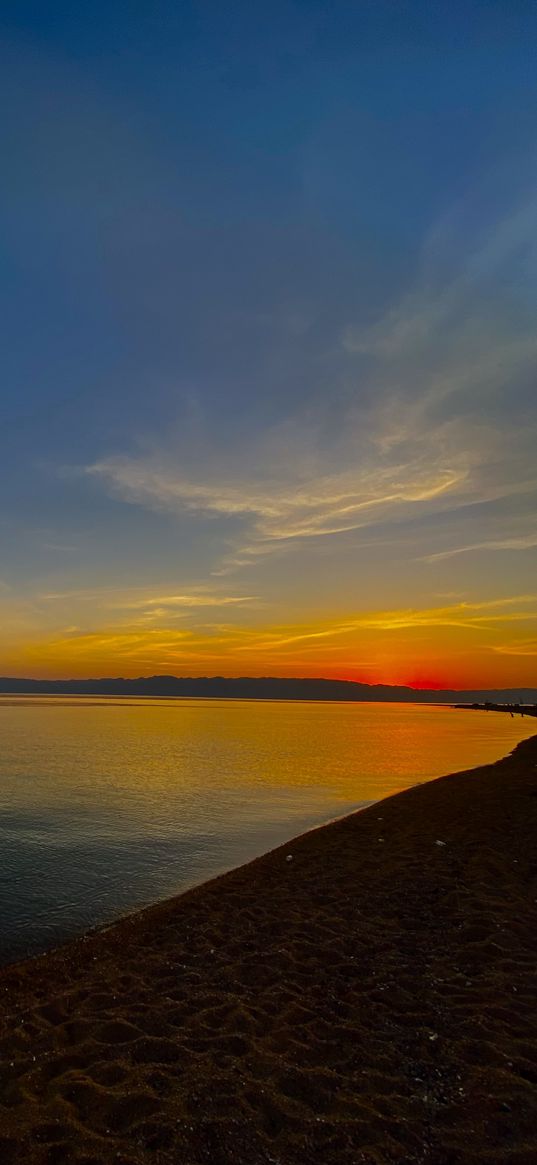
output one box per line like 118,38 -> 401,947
454,700 -> 537,718
1,674 -> 536,704
2,691 -> 536,717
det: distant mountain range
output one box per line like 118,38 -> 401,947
1,675 -> 536,703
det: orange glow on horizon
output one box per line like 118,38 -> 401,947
1,594 -> 536,690
2,644 -> 536,691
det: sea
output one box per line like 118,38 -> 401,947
0,696 -> 534,965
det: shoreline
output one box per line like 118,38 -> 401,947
1,735 -> 536,1163
0,719 -> 529,978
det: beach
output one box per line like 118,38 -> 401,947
0,736 -> 536,1165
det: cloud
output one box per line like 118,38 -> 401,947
40,629 -> 193,659
114,592 -> 260,626
342,185 -> 537,512
40,586 -> 256,610
423,533 -> 537,562
87,456 -> 465,543
111,592 -> 257,610
8,590 -> 536,681
344,186 -> 537,388
80,175 -> 537,580
491,639 -> 537,656
241,596 -> 537,652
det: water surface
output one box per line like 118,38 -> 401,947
0,697 -> 534,964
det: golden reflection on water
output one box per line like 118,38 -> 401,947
1,697 -> 534,811
0,698 -> 534,962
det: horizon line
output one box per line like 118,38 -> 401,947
1,674 -> 536,696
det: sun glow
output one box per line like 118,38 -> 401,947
2,590 -> 536,688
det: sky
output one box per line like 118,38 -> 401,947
1,0 -> 537,688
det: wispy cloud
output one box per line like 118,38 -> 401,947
423,533 -> 537,563
40,586 -> 256,610
110,592 -> 257,610
87,457 -> 464,546
344,189 -> 537,411
81,185 -> 537,581
237,596 -> 537,653
8,590 -> 536,683
491,639 -> 537,656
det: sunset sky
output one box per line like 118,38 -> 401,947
1,1 -> 537,687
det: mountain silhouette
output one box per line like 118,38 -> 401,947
1,675 -> 536,703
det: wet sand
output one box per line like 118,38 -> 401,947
0,736 -> 536,1165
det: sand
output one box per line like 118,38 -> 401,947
0,736 -> 536,1165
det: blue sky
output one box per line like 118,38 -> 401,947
1,1 -> 537,683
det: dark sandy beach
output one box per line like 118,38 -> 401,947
0,736 -> 536,1165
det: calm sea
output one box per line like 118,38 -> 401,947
0,697 -> 534,965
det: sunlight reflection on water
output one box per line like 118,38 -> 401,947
0,697 -> 534,964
